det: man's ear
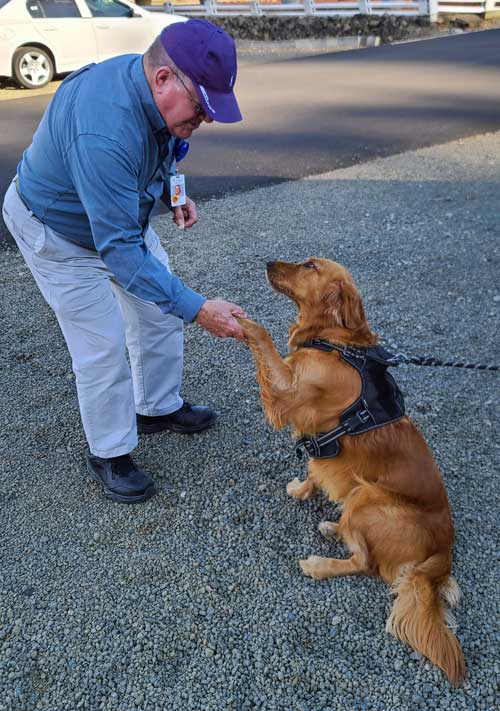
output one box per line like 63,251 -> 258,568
152,65 -> 174,93
324,280 -> 366,330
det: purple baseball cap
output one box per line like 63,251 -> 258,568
160,19 -> 242,124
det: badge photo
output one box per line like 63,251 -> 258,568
170,174 -> 186,207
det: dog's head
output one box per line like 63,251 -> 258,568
266,258 -> 374,342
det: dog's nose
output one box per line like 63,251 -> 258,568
266,261 -> 276,270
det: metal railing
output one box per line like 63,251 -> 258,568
152,0 -> 500,15
436,0 -> 500,13
159,0 -> 428,16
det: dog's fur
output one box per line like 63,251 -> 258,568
238,258 -> 465,684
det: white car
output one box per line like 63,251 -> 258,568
0,0 -> 185,89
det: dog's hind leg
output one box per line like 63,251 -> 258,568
286,476 -> 317,500
299,530 -> 371,580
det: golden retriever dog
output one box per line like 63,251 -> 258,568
237,258 -> 465,684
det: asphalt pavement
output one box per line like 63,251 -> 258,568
1,29 -> 500,248
0,122 -> 499,710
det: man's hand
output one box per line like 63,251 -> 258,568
173,196 -> 197,229
195,300 -> 248,341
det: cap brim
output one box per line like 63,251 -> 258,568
195,84 -> 242,124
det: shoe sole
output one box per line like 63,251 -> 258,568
86,463 -> 156,504
137,414 -> 217,435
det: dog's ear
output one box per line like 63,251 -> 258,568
340,280 -> 366,330
324,280 -> 366,330
323,284 -> 344,328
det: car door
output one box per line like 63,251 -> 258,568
27,0 -> 98,72
82,0 -> 152,62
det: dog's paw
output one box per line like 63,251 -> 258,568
235,317 -> 268,341
299,555 -> 332,580
318,521 -> 339,542
286,477 -> 315,500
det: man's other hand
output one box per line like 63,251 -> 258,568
195,300 -> 247,340
173,196 -> 197,229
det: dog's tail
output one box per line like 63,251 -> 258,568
386,555 -> 466,685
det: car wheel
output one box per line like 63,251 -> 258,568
13,46 -> 54,89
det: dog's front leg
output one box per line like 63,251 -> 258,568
237,318 -> 293,429
286,473 -> 317,500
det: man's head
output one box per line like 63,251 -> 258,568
144,19 -> 241,139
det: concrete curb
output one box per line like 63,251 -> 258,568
0,82 -> 60,102
235,27 -> 469,53
236,34 -> 382,51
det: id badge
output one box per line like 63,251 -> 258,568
170,173 -> 186,207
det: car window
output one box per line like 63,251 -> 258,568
0,0 -> 13,8
26,0 -> 82,18
26,0 -> 43,18
84,0 -> 132,17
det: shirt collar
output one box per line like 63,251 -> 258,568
132,55 -> 171,145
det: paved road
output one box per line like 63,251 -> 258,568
1,29 -> 500,246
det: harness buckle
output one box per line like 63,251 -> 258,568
295,437 -> 321,460
343,408 -> 373,433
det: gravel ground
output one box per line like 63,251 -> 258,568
0,131 -> 499,711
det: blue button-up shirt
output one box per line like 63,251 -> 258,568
17,54 -> 205,322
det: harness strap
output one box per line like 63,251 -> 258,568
295,425 -> 346,460
295,406 -> 375,460
301,339 -> 402,366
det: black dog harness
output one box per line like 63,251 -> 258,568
295,339 -> 405,460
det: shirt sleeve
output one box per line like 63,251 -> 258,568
66,133 -> 205,322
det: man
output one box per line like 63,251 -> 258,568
2,19 -> 246,504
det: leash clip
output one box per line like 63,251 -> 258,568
385,352 -> 411,366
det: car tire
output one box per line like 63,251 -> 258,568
13,46 -> 54,89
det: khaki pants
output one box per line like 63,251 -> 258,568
3,180 -> 184,458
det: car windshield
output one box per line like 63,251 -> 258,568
0,0 -> 12,7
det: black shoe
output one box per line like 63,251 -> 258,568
86,452 -> 156,504
136,402 -> 217,435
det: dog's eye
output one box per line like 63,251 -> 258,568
303,261 -> 316,269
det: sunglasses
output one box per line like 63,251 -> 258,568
174,71 -> 205,118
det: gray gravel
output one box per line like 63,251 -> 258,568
1,131 -> 499,711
